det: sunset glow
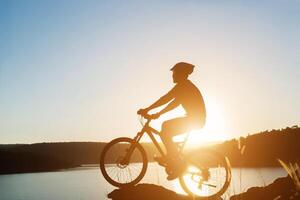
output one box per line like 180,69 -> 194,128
187,99 -> 228,146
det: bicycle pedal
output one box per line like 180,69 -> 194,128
165,166 -> 173,175
158,161 -> 168,167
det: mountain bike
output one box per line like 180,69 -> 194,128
100,114 -> 231,199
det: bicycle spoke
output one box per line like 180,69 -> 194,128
127,168 -> 132,181
100,137 -> 148,187
179,150 -> 231,198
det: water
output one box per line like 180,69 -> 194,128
0,164 -> 287,200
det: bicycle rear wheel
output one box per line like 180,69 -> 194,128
100,137 -> 148,187
179,149 -> 231,199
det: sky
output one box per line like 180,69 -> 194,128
0,0 -> 299,144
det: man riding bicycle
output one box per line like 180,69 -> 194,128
137,62 -> 206,180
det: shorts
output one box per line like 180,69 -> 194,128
161,116 -> 204,137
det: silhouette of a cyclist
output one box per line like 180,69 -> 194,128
138,62 -> 206,180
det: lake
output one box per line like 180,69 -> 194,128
0,163 -> 287,200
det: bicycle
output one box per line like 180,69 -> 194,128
100,114 -> 231,199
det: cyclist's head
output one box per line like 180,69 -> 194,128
171,62 -> 195,83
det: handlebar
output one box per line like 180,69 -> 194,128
140,113 -> 152,120
138,113 -> 152,127
137,109 -> 153,120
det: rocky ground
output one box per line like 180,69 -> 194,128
107,183 -> 222,200
107,176 -> 299,200
230,175 -> 299,200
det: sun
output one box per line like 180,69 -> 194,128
184,99 -> 228,147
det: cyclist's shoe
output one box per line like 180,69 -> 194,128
153,155 -> 167,166
166,159 -> 186,181
167,172 -> 179,180
166,166 -> 185,180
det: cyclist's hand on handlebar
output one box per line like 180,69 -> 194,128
137,108 -> 149,116
137,108 -> 160,120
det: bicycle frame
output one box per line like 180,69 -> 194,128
123,117 -> 189,163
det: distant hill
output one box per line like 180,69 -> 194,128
209,125 -> 300,167
0,125 -> 299,174
0,141 -> 158,174
0,149 -> 78,174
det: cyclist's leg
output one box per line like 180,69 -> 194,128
160,117 -> 190,159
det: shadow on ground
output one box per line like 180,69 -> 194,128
107,183 -> 222,200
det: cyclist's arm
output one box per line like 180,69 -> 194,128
158,99 -> 180,116
146,87 -> 176,111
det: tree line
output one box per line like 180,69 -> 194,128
0,125 -> 299,174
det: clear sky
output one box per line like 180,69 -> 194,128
0,0 -> 299,144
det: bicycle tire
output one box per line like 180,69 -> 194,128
179,149 -> 231,199
100,137 -> 148,187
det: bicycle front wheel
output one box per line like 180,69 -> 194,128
100,137 -> 148,187
179,149 -> 231,199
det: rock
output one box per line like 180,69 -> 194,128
230,175 -> 299,200
108,183 -> 222,200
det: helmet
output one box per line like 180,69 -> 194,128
170,62 -> 195,75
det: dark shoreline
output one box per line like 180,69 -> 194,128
0,149 -> 78,175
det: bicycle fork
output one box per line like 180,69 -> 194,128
121,132 -> 144,165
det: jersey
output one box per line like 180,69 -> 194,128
167,80 -> 206,127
